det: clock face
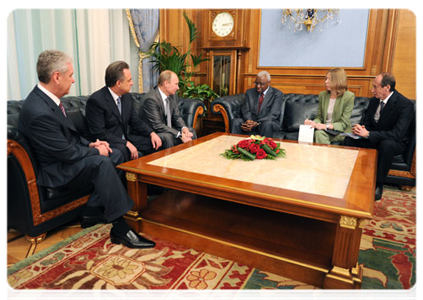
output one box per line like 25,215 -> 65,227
212,12 -> 234,37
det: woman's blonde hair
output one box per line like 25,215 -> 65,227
327,68 -> 348,97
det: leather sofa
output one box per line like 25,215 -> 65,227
211,93 -> 416,187
7,92 -> 205,243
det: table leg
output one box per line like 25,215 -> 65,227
323,216 -> 365,289
124,172 -> 148,233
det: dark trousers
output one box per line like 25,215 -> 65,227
112,136 -> 155,162
158,128 -> 197,149
231,118 -> 276,138
344,137 -> 405,185
62,149 -> 133,222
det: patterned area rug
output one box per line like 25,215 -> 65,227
7,186 -> 415,290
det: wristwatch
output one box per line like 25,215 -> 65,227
326,124 -> 329,130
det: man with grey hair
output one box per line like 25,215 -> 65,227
18,50 -> 155,248
231,71 -> 284,137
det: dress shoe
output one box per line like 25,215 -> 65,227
375,185 -> 383,201
81,215 -> 106,228
110,229 -> 156,249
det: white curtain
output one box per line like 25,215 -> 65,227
7,9 -> 137,100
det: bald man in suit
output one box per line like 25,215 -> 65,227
141,70 -> 196,149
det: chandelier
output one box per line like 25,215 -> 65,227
281,9 -> 340,33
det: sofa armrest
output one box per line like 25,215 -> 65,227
211,94 -> 245,133
178,98 -> 206,129
385,99 -> 416,187
7,136 -> 89,235
7,139 -> 43,226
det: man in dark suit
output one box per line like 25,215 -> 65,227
85,61 -> 162,161
18,50 -> 155,249
344,72 -> 413,201
231,71 -> 284,138
141,70 -> 196,149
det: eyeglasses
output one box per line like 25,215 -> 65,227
254,81 -> 268,87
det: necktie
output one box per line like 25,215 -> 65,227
59,101 -> 67,117
380,101 -> 385,114
116,97 -> 122,115
116,97 -> 125,138
165,98 -> 172,127
374,100 -> 384,122
258,92 -> 264,112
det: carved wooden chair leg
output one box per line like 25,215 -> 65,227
399,185 -> 413,192
25,234 -> 47,258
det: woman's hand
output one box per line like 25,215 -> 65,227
304,119 -> 316,126
314,123 -> 327,130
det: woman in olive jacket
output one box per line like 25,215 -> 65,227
304,68 -> 355,144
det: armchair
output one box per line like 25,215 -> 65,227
7,92 -> 205,254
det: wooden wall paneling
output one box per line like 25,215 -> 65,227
240,9 -> 396,98
381,10 -> 399,74
159,9 -> 207,86
391,9 -> 416,99
160,9 -> 415,99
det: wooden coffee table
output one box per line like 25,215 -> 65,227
117,132 -> 376,289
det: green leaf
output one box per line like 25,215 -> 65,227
262,144 -> 277,157
183,11 -> 198,44
237,147 -> 256,160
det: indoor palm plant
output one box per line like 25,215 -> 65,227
146,12 -> 219,106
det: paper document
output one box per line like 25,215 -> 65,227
298,125 -> 314,143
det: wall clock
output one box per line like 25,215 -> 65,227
202,9 -> 249,95
212,12 -> 235,37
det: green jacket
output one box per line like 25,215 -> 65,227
313,90 -> 355,133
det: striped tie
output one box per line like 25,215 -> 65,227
258,92 -> 264,112
59,101 -> 67,117
116,97 -> 122,115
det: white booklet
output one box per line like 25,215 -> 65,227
298,125 -> 314,143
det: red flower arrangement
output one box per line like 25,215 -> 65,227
221,135 -> 286,161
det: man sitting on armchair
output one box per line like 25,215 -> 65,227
231,71 -> 283,138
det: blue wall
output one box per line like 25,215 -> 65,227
259,9 -> 369,68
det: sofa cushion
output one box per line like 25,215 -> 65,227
212,93 -> 246,120
282,94 -> 319,132
350,97 -> 369,126
41,184 -> 93,213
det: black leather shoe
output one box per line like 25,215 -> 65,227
375,185 -> 383,201
81,215 -> 106,228
110,229 -> 156,248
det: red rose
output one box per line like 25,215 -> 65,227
231,145 -> 239,154
256,149 -> 267,159
263,138 -> 277,149
237,139 -> 251,149
249,143 -> 260,154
